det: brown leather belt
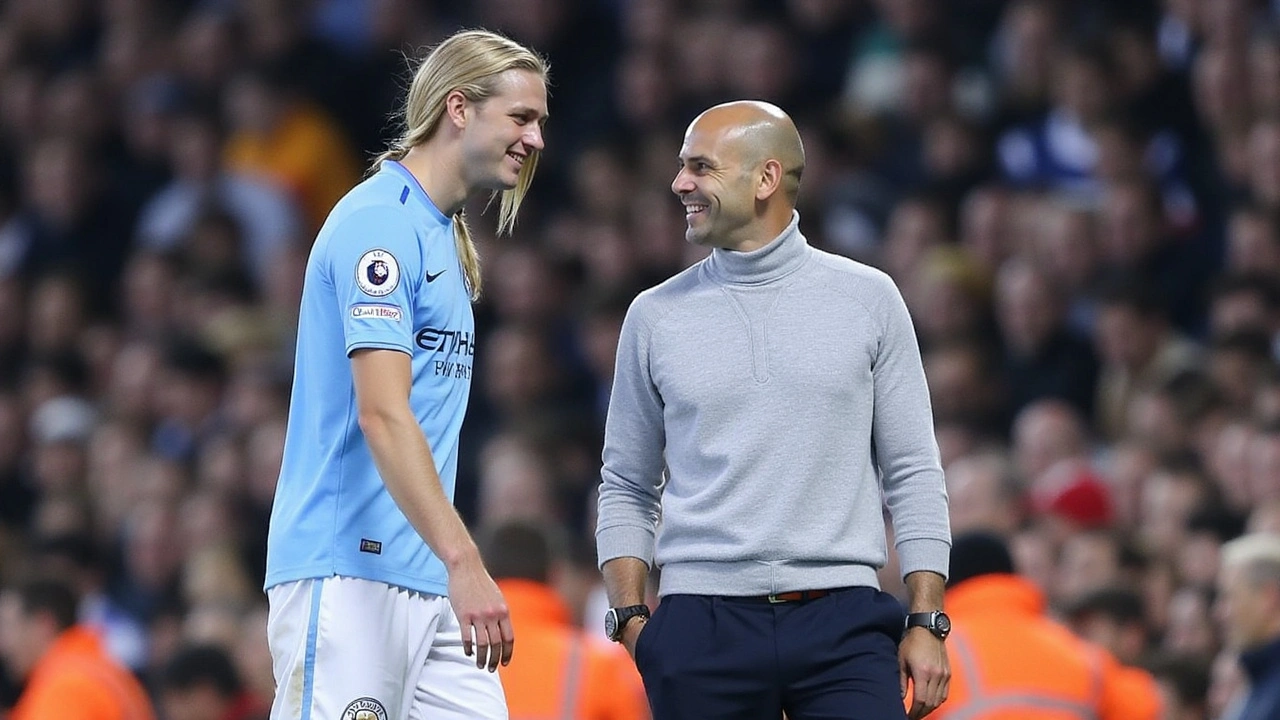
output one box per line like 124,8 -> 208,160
728,589 -> 837,604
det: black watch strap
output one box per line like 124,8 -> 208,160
905,610 -> 951,640
606,604 -> 651,642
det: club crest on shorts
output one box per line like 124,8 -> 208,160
355,249 -> 400,297
342,697 -> 388,720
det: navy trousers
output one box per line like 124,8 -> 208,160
633,587 -> 908,720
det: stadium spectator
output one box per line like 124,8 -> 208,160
135,107 -> 304,291
994,257 -> 1099,420
0,578 -> 154,719
1093,278 -> 1202,440
1215,532 -> 1280,720
157,644 -> 267,720
220,62 -> 361,232
944,451 -> 1023,538
1147,654 -> 1211,720
1064,587 -> 1151,666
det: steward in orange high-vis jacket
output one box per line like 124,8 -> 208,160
929,532 -> 1162,720
1,579 -> 154,720
484,521 -> 649,720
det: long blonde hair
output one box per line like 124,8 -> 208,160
374,30 -> 549,300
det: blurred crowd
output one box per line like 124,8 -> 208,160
0,0 -> 1275,717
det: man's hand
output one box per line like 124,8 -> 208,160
900,627 -> 949,719
621,616 -> 648,660
447,559 -> 514,672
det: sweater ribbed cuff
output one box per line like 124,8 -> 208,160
595,524 -> 656,570
896,537 -> 952,580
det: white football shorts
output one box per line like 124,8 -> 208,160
266,575 -> 508,720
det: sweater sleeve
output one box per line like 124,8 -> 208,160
870,274 -> 951,579
595,297 -> 666,568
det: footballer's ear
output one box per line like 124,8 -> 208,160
445,89 -> 469,129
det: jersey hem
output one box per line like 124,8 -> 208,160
265,564 -> 449,597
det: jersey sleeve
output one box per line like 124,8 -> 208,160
325,206 -> 423,356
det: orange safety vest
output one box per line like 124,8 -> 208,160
497,579 -> 649,720
10,626 -> 155,720
932,575 -> 1161,720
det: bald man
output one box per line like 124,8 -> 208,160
596,101 -> 951,720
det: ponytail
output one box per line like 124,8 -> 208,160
453,211 -> 482,300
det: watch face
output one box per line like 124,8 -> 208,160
604,610 -> 618,640
935,613 -> 951,634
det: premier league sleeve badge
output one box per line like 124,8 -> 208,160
355,249 -> 401,297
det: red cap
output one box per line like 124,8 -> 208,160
1031,465 -> 1114,528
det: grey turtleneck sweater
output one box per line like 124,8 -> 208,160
596,212 -> 950,597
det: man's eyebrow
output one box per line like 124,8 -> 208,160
679,154 -> 714,165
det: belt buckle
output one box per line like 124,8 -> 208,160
767,593 -> 787,604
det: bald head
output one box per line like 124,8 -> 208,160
689,101 -> 805,202
674,101 -> 807,250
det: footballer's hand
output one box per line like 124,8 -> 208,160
447,559 -> 514,672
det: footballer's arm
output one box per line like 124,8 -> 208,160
351,348 -> 513,670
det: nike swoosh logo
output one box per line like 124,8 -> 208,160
425,269 -> 447,283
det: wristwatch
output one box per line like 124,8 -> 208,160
605,604 -> 651,643
905,610 -> 951,640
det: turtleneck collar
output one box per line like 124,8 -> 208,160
704,211 -> 809,285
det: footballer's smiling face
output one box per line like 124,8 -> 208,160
461,69 -> 547,192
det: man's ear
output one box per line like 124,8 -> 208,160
755,158 -> 782,201
445,90 -> 469,130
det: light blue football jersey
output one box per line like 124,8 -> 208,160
265,160 -> 475,596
